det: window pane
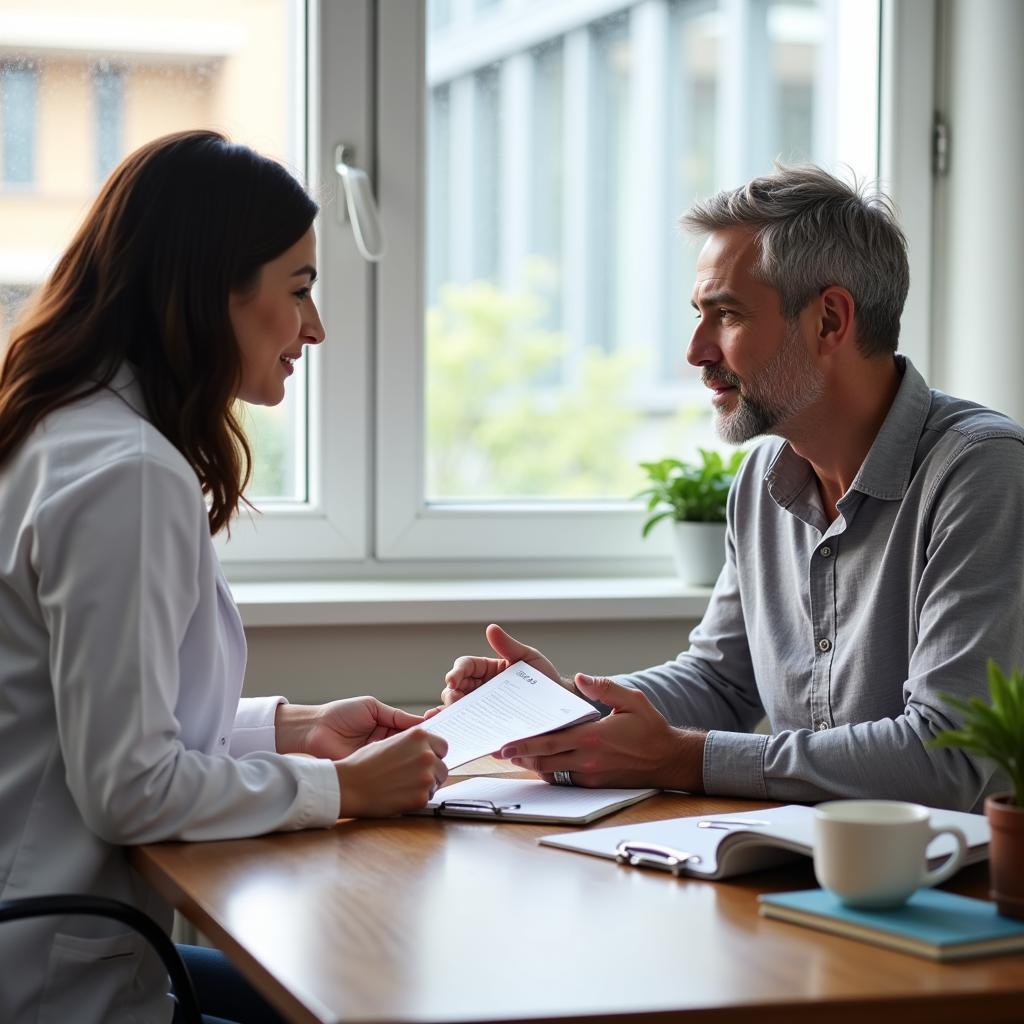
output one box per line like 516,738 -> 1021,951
424,0 -> 879,502
0,0 -> 307,501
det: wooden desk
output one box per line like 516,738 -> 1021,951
134,785 -> 1024,1024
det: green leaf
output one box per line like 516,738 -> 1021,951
635,448 -> 748,527
931,663 -> 1024,806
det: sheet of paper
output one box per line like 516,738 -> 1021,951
420,661 -> 599,769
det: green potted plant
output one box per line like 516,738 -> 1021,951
635,448 -> 746,586
930,660 -> 1024,919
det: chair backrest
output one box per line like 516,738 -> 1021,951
0,893 -> 201,1024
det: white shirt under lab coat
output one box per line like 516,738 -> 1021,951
0,367 -> 340,1023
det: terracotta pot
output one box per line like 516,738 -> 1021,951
985,793 -> 1024,920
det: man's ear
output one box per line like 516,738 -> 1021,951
817,285 -> 856,355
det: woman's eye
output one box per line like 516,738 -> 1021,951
293,288 -> 311,302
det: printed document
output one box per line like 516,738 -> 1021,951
420,661 -> 600,769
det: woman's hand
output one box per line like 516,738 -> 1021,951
335,729 -> 449,817
433,623 -> 569,714
276,697 -> 426,760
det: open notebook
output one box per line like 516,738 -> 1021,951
409,777 -> 658,824
538,804 -> 991,880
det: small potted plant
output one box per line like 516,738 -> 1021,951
930,660 -> 1024,919
635,448 -> 746,586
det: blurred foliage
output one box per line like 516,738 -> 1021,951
931,660 -> 1024,807
242,403 -> 289,499
426,280 -> 642,498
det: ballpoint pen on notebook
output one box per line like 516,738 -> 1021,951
697,818 -> 771,829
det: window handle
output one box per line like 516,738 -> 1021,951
333,143 -> 385,262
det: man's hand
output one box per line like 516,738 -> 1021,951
276,698 -> 426,760
435,623 -> 569,713
335,729 -> 449,818
499,674 -> 707,792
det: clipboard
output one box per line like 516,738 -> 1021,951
407,777 -> 659,825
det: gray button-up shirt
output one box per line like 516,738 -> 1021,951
620,357 -> 1024,811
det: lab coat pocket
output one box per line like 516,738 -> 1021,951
39,929 -> 146,1024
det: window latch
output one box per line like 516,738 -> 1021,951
333,143 -> 386,262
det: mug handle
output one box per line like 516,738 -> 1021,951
921,824 -> 969,888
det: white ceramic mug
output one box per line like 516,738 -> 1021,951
813,800 -> 969,908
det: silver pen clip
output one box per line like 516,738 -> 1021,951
696,818 -> 771,830
615,840 -> 702,877
433,799 -> 521,817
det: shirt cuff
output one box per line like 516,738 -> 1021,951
702,730 -> 769,798
284,754 -> 341,829
231,696 -> 287,757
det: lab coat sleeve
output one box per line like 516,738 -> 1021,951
232,696 -> 287,756
34,452 -> 339,844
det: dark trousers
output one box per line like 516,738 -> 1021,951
172,944 -> 288,1024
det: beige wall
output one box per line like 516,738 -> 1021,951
242,618 -> 700,711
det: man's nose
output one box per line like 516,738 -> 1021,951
686,318 -> 719,368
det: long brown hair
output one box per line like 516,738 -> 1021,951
0,129 -> 318,533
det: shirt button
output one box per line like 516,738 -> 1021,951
817,638 -> 832,652
817,721 -> 829,731
820,545 -> 832,557
219,737 -> 227,746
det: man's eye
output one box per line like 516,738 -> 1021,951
718,308 -> 736,320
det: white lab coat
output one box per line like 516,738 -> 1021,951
0,366 -> 340,1023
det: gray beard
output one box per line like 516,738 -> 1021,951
711,326 -> 825,444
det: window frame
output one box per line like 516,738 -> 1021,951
216,0 -> 374,571
222,0 -> 937,576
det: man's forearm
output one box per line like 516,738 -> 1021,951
663,727 -> 708,793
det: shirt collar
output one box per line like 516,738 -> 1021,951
847,355 -> 931,501
765,355 -> 932,511
104,362 -> 149,419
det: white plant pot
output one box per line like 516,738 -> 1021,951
670,520 -> 727,586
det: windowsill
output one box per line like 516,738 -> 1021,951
231,577 -> 713,628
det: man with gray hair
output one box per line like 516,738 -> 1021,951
441,165 -> 1024,812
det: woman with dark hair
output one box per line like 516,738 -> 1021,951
0,130 -> 447,1023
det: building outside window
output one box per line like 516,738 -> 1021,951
0,0 -> 305,503
1,59 -> 38,186
422,0 -> 879,506
93,61 -> 124,182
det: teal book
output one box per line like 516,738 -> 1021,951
758,888 -> 1024,961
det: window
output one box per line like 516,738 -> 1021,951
0,1 -> 934,577
376,0 -> 888,565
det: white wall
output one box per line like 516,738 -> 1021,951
242,617 -> 699,709
932,0 -> 1024,420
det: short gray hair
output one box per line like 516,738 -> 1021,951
680,165 -> 909,356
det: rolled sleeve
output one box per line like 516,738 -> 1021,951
702,730 -> 768,798
274,754 -> 340,828
231,696 -> 287,756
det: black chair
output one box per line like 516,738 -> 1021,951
0,893 -> 201,1024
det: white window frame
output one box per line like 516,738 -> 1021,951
217,0 -> 374,571
222,0 -> 937,575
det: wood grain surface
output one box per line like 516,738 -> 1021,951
133,781 -> 1024,1024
